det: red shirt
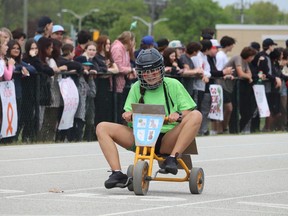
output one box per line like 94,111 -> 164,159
74,44 -> 84,59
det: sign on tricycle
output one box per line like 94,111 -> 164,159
132,104 -> 165,147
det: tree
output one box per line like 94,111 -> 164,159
223,1 -> 286,24
162,0 -> 230,43
245,2 -> 280,24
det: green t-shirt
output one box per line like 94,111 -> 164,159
124,77 -> 197,133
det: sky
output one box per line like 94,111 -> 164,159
214,0 -> 288,12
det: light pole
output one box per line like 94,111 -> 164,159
132,16 -> 168,35
61,8 -> 99,31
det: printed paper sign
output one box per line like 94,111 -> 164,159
133,114 -> 164,147
208,84 -> 223,121
0,81 -> 18,138
58,77 -> 79,130
253,84 -> 270,118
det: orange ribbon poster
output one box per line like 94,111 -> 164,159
0,81 -> 18,138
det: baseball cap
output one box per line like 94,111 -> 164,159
141,35 -> 156,46
168,40 -> 184,49
210,39 -> 221,48
74,56 -> 94,66
262,38 -> 277,48
52,25 -> 65,34
37,16 -> 52,33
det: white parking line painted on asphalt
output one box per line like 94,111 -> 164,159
0,189 -> 24,194
5,186 -> 103,199
189,206 -> 287,215
0,153 -> 104,162
196,153 -> 288,163
198,141 -> 288,149
64,193 -> 186,202
2,167 -> 287,200
238,201 -> 288,210
0,156 -> 287,179
206,167 -> 288,178
0,168 -> 108,178
97,190 -> 288,216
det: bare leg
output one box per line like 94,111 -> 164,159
96,122 -> 134,171
160,110 -> 202,155
223,102 -> 232,131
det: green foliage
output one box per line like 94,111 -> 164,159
245,2 -> 280,24
163,0 -> 229,44
0,0 -> 287,44
223,1 -> 287,25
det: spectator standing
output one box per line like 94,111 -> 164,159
110,31 -> 136,123
134,35 -> 156,58
94,35 -> 119,132
22,38 -> 44,141
268,47 -> 287,131
251,38 -> 281,132
81,41 -> 99,141
215,36 -> 236,133
37,37 -> 55,138
74,30 -> 91,58
156,38 -> 169,54
12,29 -> 26,52
34,16 -> 53,42
5,40 -> 37,142
0,27 -> 13,43
227,47 -> 256,134
82,41 -> 98,63
207,39 -> 233,135
51,25 -> 65,42
0,36 -> 15,134
168,40 -> 185,63
191,40 -> 211,111
72,56 -> 96,141
163,47 -> 184,80
179,41 -> 203,98
249,41 -> 261,133
0,36 -> 14,81
191,40 -> 212,135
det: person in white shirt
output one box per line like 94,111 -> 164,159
215,36 -> 236,133
191,40 -> 212,135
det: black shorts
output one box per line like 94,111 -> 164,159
223,89 -> 232,103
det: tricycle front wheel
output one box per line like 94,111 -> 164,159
133,161 -> 150,195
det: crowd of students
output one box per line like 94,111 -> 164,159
0,16 -> 287,143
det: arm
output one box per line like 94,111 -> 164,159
22,61 -> 37,74
3,58 -> 15,81
236,65 -> 252,82
111,45 -> 132,74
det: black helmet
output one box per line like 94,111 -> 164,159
135,48 -> 165,90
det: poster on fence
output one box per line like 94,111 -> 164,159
208,84 -> 223,121
252,84 -> 270,118
58,77 -> 79,130
0,81 -> 18,138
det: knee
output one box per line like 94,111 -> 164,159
187,110 -> 202,125
95,122 -> 109,137
225,104 -> 233,113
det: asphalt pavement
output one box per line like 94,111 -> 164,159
0,133 -> 288,215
